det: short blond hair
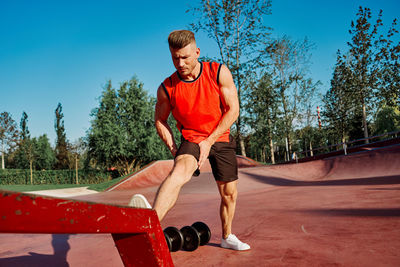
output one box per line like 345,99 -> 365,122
168,30 -> 196,49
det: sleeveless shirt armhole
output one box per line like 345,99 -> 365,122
216,63 -> 223,85
161,83 -> 170,101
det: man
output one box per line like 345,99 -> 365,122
131,30 -> 250,251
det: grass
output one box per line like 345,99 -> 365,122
0,175 -> 129,193
87,175 -> 128,191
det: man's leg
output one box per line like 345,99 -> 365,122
217,180 -> 250,251
217,180 -> 238,239
153,154 -> 198,221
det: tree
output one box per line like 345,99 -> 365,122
0,112 -> 19,169
343,6 -> 400,142
88,77 -> 168,175
323,51 -> 354,144
16,112 -> 35,183
372,105 -> 400,135
245,72 -> 279,163
88,82 -> 118,170
265,36 -> 315,159
189,0 -> 273,156
376,18 -> 400,108
54,103 -> 69,169
295,125 -> 326,157
69,138 -> 86,184
34,134 -> 55,170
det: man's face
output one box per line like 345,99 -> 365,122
169,42 -> 200,77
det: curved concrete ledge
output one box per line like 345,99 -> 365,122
108,155 -> 262,192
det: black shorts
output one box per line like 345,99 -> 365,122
175,135 -> 238,182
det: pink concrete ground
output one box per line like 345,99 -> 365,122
1,145 -> 399,266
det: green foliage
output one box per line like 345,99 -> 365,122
262,35 -> 319,158
323,7 -> 399,143
189,0 -> 272,68
323,52 -> 353,143
9,134 -> 56,171
295,126 -> 327,156
33,134 -> 56,170
13,112 -> 33,169
19,111 -> 29,140
0,183 -> 95,192
376,18 -> 400,107
266,36 -> 319,153
373,105 -> 400,135
0,112 -> 19,169
87,172 -> 133,192
245,72 -> 279,163
88,77 -> 170,175
54,103 -> 69,169
0,169 -> 110,185
327,7 -> 400,141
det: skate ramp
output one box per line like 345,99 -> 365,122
1,145 -> 399,266
106,155 -> 260,191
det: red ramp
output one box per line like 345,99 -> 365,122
0,191 -> 172,266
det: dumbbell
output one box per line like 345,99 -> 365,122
164,221 -> 211,252
181,221 -> 211,251
163,226 -> 184,252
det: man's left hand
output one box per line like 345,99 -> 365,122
198,139 -> 212,169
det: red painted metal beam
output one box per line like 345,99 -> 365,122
0,190 -> 173,267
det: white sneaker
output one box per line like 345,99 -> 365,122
221,234 -> 251,251
128,194 -> 152,209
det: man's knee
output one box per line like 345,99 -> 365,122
168,154 -> 197,185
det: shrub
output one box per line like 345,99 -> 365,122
0,169 -> 110,185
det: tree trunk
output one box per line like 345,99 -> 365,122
269,138 -> 275,164
267,116 -> 275,164
75,155 -> 79,184
236,91 -> 246,156
285,137 -> 289,161
30,160 -> 33,185
1,142 -> 4,169
1,152 -> 4,169
280,89 -> 292,157
238,136 -> 246,156
234,15 -> 246,158
236,121 -> 246,157
261,145 -> 266,163
362,101 -> 369,144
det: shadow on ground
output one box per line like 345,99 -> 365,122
299,208 -> 400,217
0,234 -> 70,267
242,171 -> 400,187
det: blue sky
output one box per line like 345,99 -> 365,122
1,0 -> 399,145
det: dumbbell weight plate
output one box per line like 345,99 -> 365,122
192,221 -> 211,246
164,226 -> 183,252
180,226 -> 200,251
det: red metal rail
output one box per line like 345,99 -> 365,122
0,190 -> 173,267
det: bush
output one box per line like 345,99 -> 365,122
0,169 -> 111,185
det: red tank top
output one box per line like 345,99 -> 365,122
161,62 -> 230,144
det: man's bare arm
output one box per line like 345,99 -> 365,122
155,85 -> 178,156
198,64 -> 239,168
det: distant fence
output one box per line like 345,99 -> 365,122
291,130 -> 400,163
0,169 -> 111,185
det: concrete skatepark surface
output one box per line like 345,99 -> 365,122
1,144 -> 399,266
